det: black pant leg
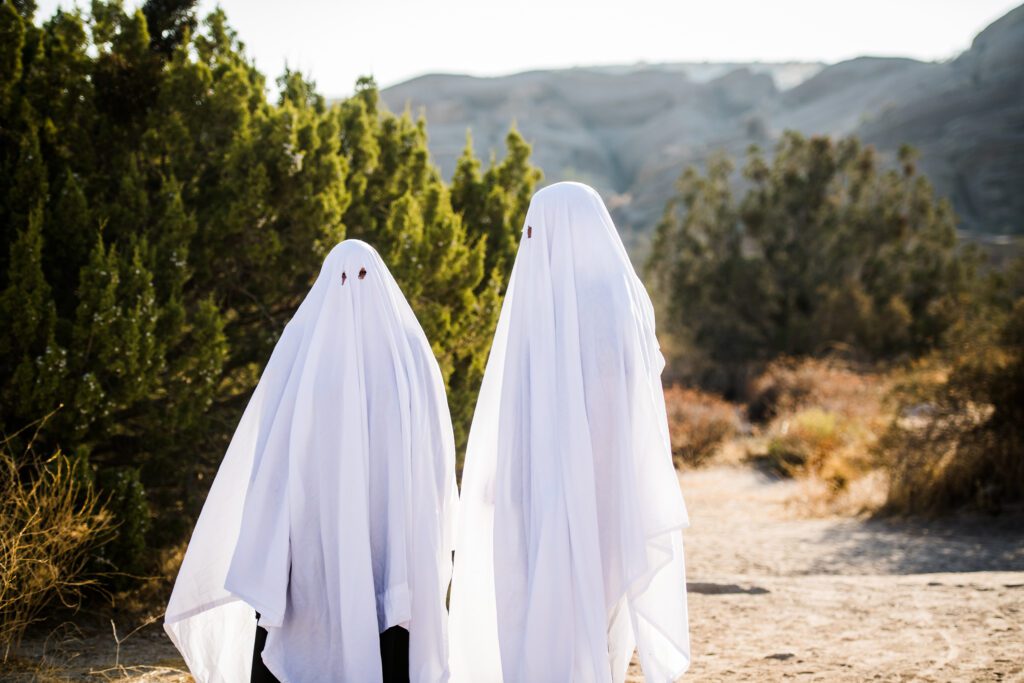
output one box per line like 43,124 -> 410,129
251,611 -> 408,681
379,626 -> 410,683
251,612 -> 281,683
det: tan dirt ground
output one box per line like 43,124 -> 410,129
6,463 -> 1024,682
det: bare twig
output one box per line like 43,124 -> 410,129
0,431 -> 114,660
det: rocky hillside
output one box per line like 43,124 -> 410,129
382,4 -> 1024,244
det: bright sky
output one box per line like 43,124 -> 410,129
35,0 -> 1022,96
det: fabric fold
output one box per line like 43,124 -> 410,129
165,239 -> 457,682
449,182 -> 690,683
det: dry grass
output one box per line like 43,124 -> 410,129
670,349 -> 1020,518
764,408 -> 879,484
4,615 -> 191,682
739,343 -> 1023,517
109,542 -> 187,616
663,386 -> 741,467
742,358 -> 893,512
0,419 -> 114,661
663,360 -> 895,514
746,356 -> 888,423
880,337 -> 1024,515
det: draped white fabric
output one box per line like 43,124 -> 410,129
165,240 -> 458,683
449,182 -> 690,683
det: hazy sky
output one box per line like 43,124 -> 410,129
34,0 -> 1022,96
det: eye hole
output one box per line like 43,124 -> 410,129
358,267 -> 367,280
527,225 -> 533,239
341,271 -> 347,285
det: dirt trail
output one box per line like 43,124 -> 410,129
7,463 -> 1024,681
636,465 -> 1024,682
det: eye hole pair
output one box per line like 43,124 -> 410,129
341,267 -> 367,286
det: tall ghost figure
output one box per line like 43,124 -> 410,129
165,240 -> 459,682
449,182 -> 691,683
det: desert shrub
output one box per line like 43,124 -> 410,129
881,298 -> 1024,514
648,134 -> 977,394
763,407 -> 881,489
93,467 -> 150,584
746,358 -> 820,422
663,386 -> 740,467
0,2 -> 541,595
746,357 -> 889,423
766,408 -> 839,470
748,358 -> 890,491
0,436 -> 112,660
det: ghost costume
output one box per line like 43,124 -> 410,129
165,240 -> 458,682
449,182 -> 690,682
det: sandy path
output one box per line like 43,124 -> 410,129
649,465 -> 1024,682
7,463 -> 1024,681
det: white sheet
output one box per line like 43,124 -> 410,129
165,239 -> 458,682
449,182 -> 690,682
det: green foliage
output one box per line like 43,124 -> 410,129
0,2 -> 540,582
451,128 -> 542,281
0,204 -> 65,420
141,0 -> 198,57
649,133 -> 976,392
95,466 -> 150,583
337,88 -> 540,448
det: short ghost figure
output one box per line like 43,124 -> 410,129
449,182 -> 691,682
165,240 -> 459,683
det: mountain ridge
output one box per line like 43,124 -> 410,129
381,4 -> 1024,242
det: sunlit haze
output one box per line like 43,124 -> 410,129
32,0 -> 1023,96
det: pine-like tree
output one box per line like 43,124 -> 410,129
649,132 -> 976,391
0,3 -> 543,578
451,128 -> 543,285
